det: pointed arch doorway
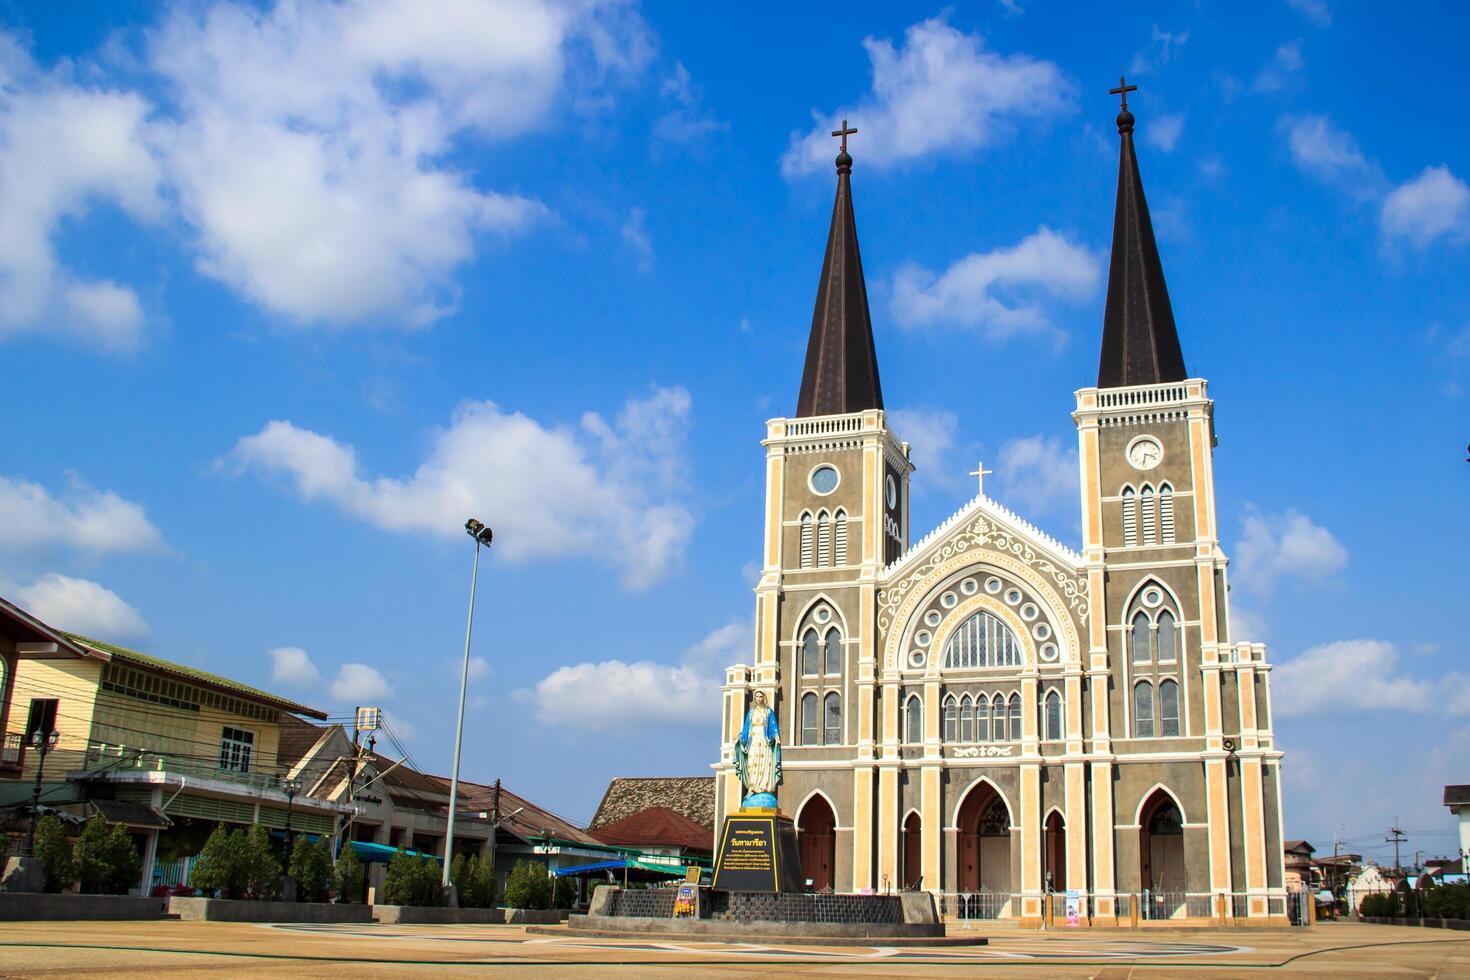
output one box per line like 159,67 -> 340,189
901,812 -> 922,889
1043,810 -> 1066,894
797,795 -> 836,892
956,781 -> 1012,916
1139,789 -> 1186,918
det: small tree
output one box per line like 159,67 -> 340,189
242,824 -> 281,900
552,874 -> 576,910
33,815 -> 75,893
503,859 -> 552,910
190,825 -> 245,898
73,815 -> 116,894
450,853 -> 469,904
334,843 -> 364,904
382,849 -> 442,906
290,837 -> 333,903
451,854 -> 497,909
104,824 -> 142,895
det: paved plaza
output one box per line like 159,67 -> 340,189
0,920 -> 1466,978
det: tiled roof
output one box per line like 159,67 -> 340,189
591,806 -> 713,853
444,777 -> 601,847
90,798 -> 170,829
278,715 -> 333,769
590,777 -> 716,832
63,632 -> 327,719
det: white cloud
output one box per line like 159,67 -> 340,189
0,474 -> 164,554
1143,113 -> 1185,153
653,61 -> 727,145
995,435 -> 1078,514
330,662 -> 390,703
621,207 -> 653,271
1273,640 -> 1432,717
468,656 -> 491,682
1282,115 -> 1382,194
891,227 -> 1100,338
14,573 -> 148,640
1233,508 -> 1348,594
0,35 -> 162,352
521,619 -> 748,731
1381,166 -> 1470,248
1227,604 -> 1268,644
781,16 -> 1071,176
270,646 -> 321,687
1253,40 -> 1305,93
224,387 -> 695,589
1286,0 -> 1331,27
888,407 -> 960,491
1129,24 -> 1189,76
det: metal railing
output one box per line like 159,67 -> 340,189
941,891 -> 1016,921
83,742 -> 283,793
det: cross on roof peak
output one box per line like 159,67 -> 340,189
1109,75 -> 1138,111
830,119 -> 858,153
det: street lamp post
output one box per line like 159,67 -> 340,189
443,518 -> 493,902
283,776 -> 302,855
22,729 -> 60,857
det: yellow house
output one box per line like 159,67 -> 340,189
0,597 -> 350,892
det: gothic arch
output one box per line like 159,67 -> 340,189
1130,782 -> 1189,828
882,550 -> 1084,677
1120,576 -> 1184,616
789,591 -> 852,644
793,788 -> 845,830
949,775 -> 1014,830
926,592 -> 1035,677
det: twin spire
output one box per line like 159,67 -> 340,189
794,81 -> 1187,419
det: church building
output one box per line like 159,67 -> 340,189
715,94 -> 1288,924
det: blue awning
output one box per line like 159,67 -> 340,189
348,840 -> 444,864
554,858 -> 685,878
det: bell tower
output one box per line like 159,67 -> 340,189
717,125 -> 911,892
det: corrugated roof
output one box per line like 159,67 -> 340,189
63,633 -> 327,720
90,798 -> 171,830
277,715 -> 333,769
444,777 -> 601,847
590,776 -> 715,832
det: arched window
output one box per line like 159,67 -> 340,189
1156,610 -> 1177,663
1134,681 -> 1155,738
943,610 -> 1021,669
1159,484 -> 1175,543
1007,692 -> 1022,740
959,694 -> 974,742
823,629 -> 842,675
824,692 -> 841,744
976,693 -> 992,742
1044,689 -> 1062,740
1131,612 -> 1151,664
816,511 -> 831,566
801,630 -> 819,676
799,513 -> 814,568
1122,486 -> 1138,547
801,693 -> 818,745
1159,679 -> 1180,737
942,694 -> 958,742
833,510 -> 848,565
905,695 -> 923,744
1140,486 -> 1157,545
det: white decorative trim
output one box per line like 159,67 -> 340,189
1132,782 -> 1189,826
885,493 -> 1082,582
950,774 -> 1015,828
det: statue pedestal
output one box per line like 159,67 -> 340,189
711,809 -> 803,893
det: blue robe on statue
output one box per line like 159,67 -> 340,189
734,702 -> 782,809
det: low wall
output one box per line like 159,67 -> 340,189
571,888 -> 942,940
1362,916 -> 1470,931
168,897 -> 372,923
374,906 -> 568,925
0,893 -> 168,921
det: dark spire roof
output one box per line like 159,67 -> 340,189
1097,99 -> 1187,389
796,141 -> 884,417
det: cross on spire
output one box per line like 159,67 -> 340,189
969,460 -> 994,496
831,119 -> 858,152
1109,75 -> 1138,111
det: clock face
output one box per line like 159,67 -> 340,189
885,474 -> 897,509
1127,437 -> 1163,470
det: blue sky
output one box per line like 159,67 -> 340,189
2,1 -> 1467,867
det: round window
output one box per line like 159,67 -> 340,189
916,630 -> 932,647
1039,643 -> 1059,663
924,610 -> 942,627
815,606 -> 831,623
908,650 -> 927,668
960,578 -> 978,596
1020,603 -> 1039,621
1004,588 -> 1023,606
1143,588 -> 1163,607
985,577 -> 1003,594
810,465 -> 839,495
1033,623 -> 1052,641
940,591 -> 958,609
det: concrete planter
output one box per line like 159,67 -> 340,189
167,896 -> 372,923
503,908 -> 570,924
372,905 -> 569,924
0,893 -> 169,920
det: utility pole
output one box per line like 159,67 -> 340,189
1387,820 -> 1406,873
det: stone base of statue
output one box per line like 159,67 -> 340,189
711,808 -> 803,893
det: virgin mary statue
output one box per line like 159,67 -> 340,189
734,690 -> 782,809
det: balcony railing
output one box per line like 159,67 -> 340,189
1,733 -> 21,768
83,742 -> 282,793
